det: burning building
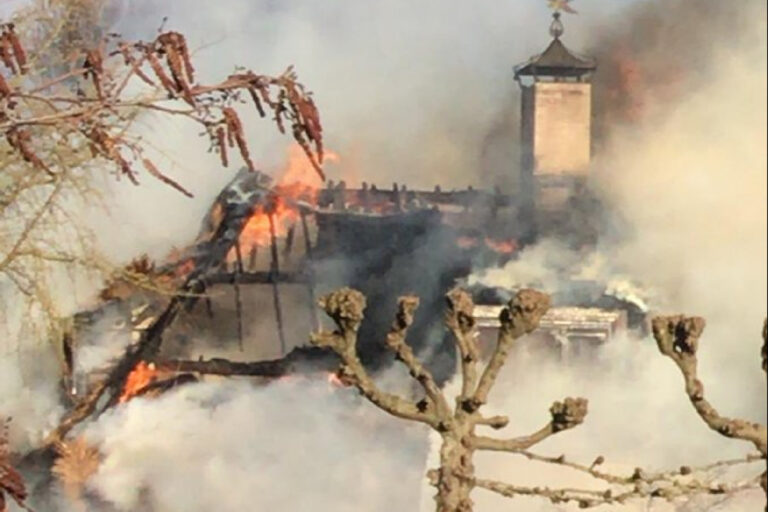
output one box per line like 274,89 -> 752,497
62,155 -> 522,399
474,304 -> 627,362
61,12 -> 625,407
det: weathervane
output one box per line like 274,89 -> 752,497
547,0 -> 577,15
547,0 -> 576,39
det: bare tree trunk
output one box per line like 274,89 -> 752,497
435,428 -> 476,512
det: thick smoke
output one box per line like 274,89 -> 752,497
83,378 -> 428,512
2,0 -> 765,511
455,0 -> 767,510
90,0 -> 639,262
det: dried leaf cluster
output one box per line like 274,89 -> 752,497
1,28 -> 323,193
52,437 -> 100,507
0,418 -> 30,512
0,0 -> 324,353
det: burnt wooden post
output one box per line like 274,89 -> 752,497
248,245 -> 258,270
233,241 -> 245,351
333,180 -> 347,211
300,209 -> 320,331
360,182 -> 371,213
393,182 -> 402,212
283,224 -> 296,260
402,184 -> 416,210
320,180 -> 335,209
492,185 -> 502,220
464,185 -> 474,213
268,208 -> 287,354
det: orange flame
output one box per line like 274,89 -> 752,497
234,144 -> 339,258
605,45 -> 685,125
456,236 -> 480,249
119,361 -> 160,403
484,238 -> 518,254
326,371 -> 348,388
456,236 -> 517,254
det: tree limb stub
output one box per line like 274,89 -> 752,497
385,296 -> 452,420
445,288 -> 480,405
469,289 -> 550,412
652,316 -> 768,456
310,288 -> 440,428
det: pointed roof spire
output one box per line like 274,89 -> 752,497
514,10 -> 596,79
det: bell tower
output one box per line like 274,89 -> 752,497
515,11 -> 596,237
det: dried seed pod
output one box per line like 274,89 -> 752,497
145,47 -> 176,95
88,127 -> 139,184
0,73 -> 11,98
216,126 -> 228,167
83,49 -> 104,99
223,112 -> 236,148
172,31 -> 195,84
6,128 -> 53,175
223,107 -> 254,171
274,103 -> 286,134
4,24 -> 26,73
0,34 -> 16,74
117,155 -> 139,185
159,32 -> 193,104
301,96 -> 323,161
256,84 -> 276,108
142,159 -> 193,197
247,87 -> 266,117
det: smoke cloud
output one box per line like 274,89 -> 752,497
453,0 -> 767,510
83,378 -> 428,512
90,0 -> 639,261
2,0 -> 765,511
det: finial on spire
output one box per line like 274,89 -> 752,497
547,0 -> 576,39
549,12 -> 564,39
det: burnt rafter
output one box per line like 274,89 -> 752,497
316,182 -> 513,212
156,346 -> 339,378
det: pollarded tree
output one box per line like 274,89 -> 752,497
311,288 -> 765,511
652,316 -> 767,506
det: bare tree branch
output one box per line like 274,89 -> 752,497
652,316 -> 767,456
310,288 -> 441,428
472,398 -> 588,452
469,289 -> 550,412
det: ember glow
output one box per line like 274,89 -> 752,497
326,371 -> 347,388
600,44 -> 687,127
456,237 -> 480,249
483,238 -> 518,255
456,236 -> 518,255
119,361 -> 160,403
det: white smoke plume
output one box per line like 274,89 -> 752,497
455,0 -> 767,510
89,0 -> 639,261
1,0 -> 765,511
83,377 -> 428,512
